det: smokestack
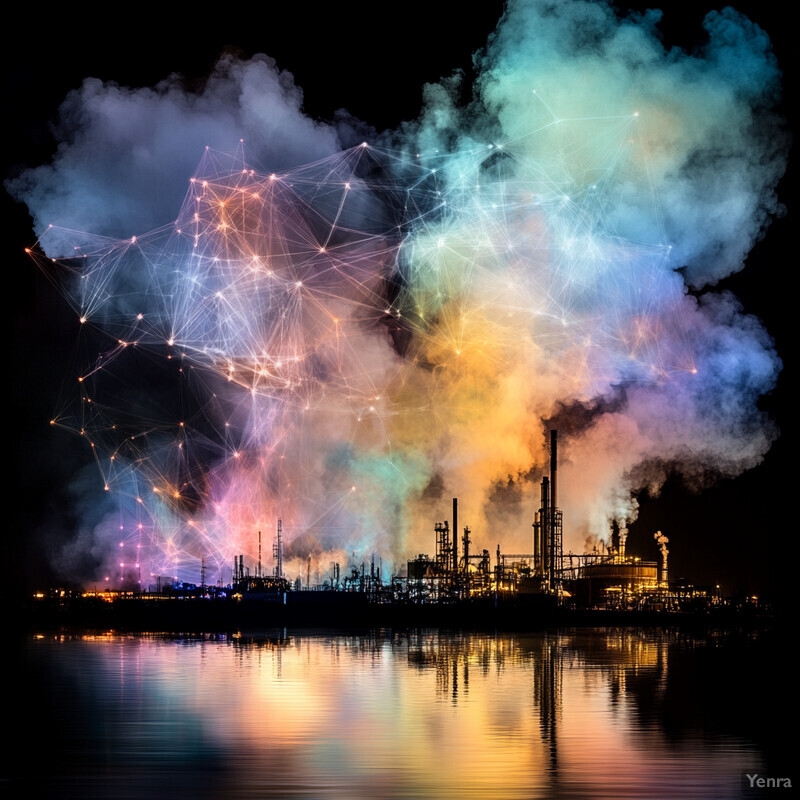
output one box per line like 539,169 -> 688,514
654,530 -> 669,587
541,476 -> 550,584
453,497 -> 458,573
546,429 -> 563,590
258,530 -> 262,578
274,518 -> 284,579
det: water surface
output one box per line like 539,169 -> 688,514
14,627 -> 794,799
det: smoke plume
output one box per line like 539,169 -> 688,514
10,0 -> 786,584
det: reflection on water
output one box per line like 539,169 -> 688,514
16,628 -> 793,799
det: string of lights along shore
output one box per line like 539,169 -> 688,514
19,0 -> 786,586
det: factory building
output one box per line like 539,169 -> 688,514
403,430 -> 686,611
64,429 -> 729,617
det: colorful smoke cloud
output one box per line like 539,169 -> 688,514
10,0 -> 786,585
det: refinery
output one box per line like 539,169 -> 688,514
31,430 -> 755,627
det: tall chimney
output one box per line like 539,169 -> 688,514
274,518 -> 283,579
549,430 -> 558,588
453,497 -> 458,572
654,531 -> 669,588
541,476 -> 550,583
